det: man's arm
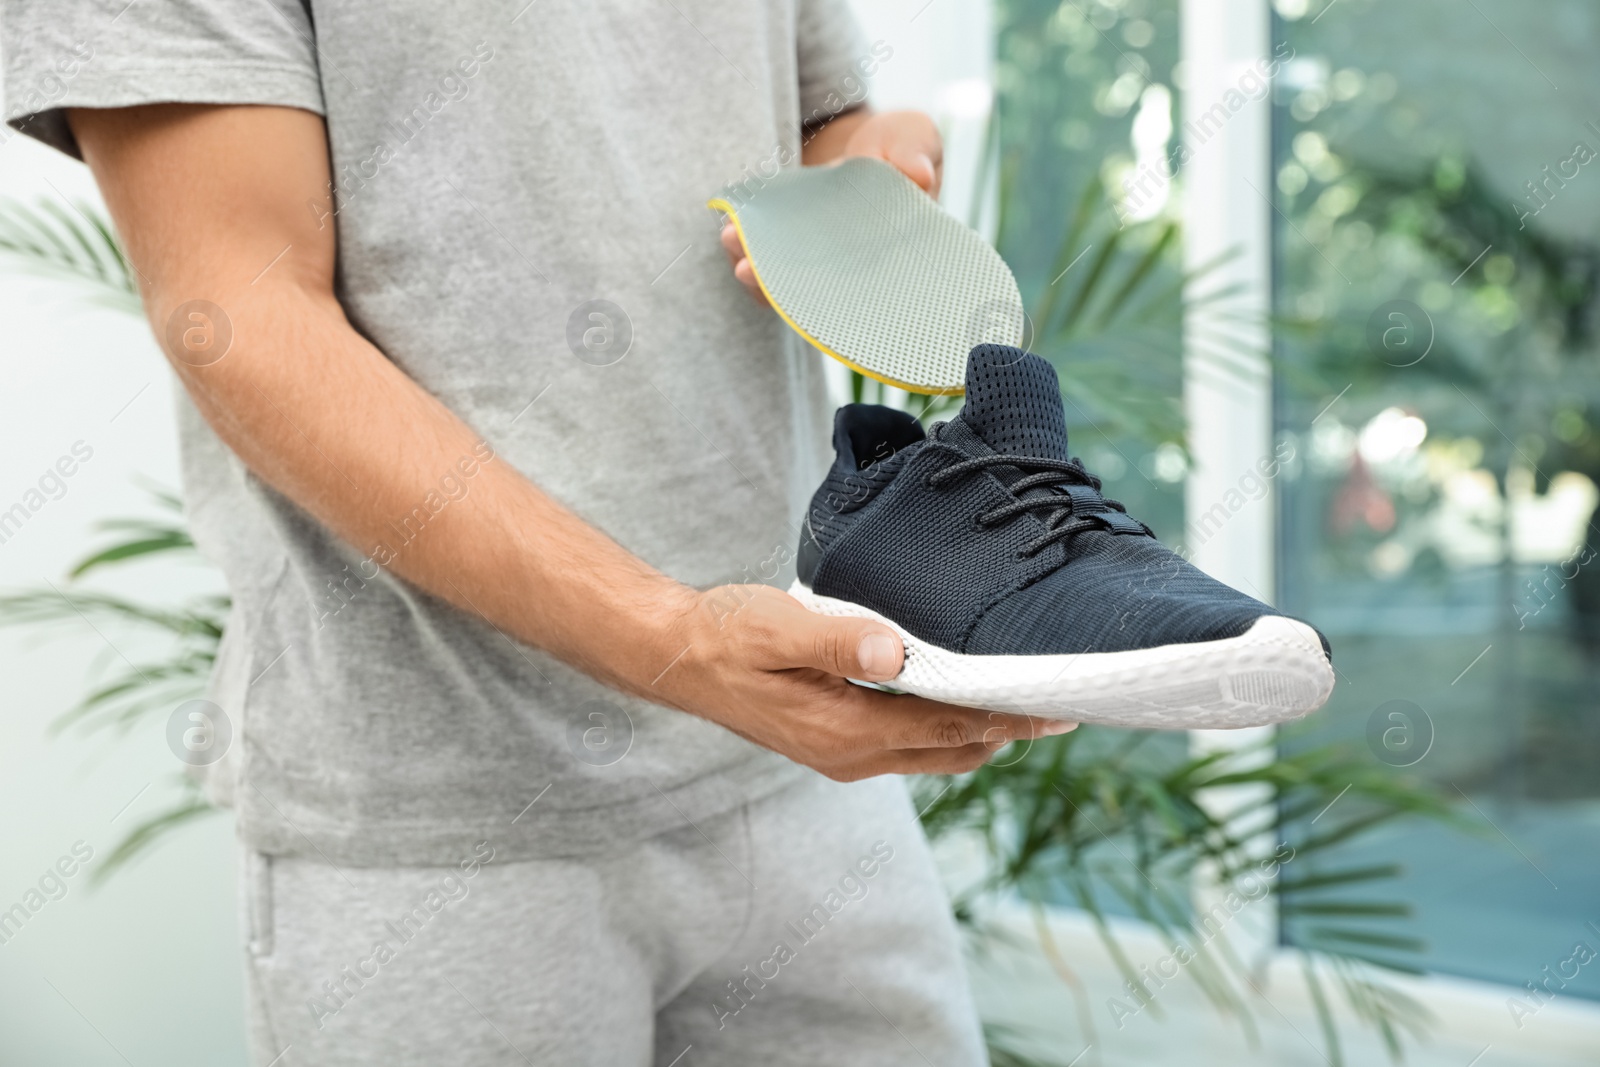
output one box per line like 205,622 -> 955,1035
70,103 -> 1062,781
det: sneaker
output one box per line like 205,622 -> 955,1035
790,344 -> 1335,729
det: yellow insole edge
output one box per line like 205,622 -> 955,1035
708,196 -> 966,397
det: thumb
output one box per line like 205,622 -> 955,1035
785,607 -> 905,682
885,143 -> 938,193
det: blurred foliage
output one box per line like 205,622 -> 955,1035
1272,151 -> 1600,593
1267,0 -> 1600,1017
921,726 -> 1467,1066
846,170 -> 1196,454
0,194 -> 140,311
0,488 -> 222,887
1285,153 -> 1600,479
849,0 -> 1197,549
993,0 -> 1188,453
1266,0 -> 1600,813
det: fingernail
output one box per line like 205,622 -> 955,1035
857,633 -> 898,678
1042,721 -> 1077,736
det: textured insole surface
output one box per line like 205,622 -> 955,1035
709,158 -> 1022,395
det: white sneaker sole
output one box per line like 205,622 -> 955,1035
788,580 -> 1335,730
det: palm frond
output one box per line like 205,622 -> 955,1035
920,728 -> 1468,1066
983,1022 -> 1076,1067
0,196 -> 141,312
88,780 -> 218,887
0,486 -> 228,880
69,528 -> 195,578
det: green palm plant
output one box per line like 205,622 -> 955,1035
0,194 -> 1469,1067
0,194 -> 220,885
1002,172 -> 1242,450
849,169 -> 1211,453
924,729 -> 1469,1066
840,168 -> 1471,1064
0,486 -> 225,885
0,194 -> 140,309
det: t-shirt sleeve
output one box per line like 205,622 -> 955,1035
795,0 -> 875,125
2,0 -> 325,160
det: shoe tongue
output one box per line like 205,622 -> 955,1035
957,344 -> 1071,461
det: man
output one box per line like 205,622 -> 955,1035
4,2 -> 1063,1063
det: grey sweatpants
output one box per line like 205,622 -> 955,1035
240,773 -> 988,1066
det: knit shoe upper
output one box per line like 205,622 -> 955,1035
800,344 -> 1329,660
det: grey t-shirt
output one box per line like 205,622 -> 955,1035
3,0 -> 875,865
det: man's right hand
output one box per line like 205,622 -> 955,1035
652,584 -> 1074,781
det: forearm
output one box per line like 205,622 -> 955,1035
73,104 -> 692,699
182,283 -> 690,693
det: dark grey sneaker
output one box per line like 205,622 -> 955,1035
791,344 -> 1334,729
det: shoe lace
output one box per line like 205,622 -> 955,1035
926,452 -> 1153,557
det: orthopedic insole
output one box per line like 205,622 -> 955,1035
709,157 -> 1022,395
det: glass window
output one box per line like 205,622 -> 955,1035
1272,0 -> 1600,998
994,0 -> 1187,538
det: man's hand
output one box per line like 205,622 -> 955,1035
831,108 -> 943,196
654,585 -> 1073,781
721,108 -> 943,306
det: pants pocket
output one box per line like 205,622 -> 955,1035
244,849 -> 275,959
